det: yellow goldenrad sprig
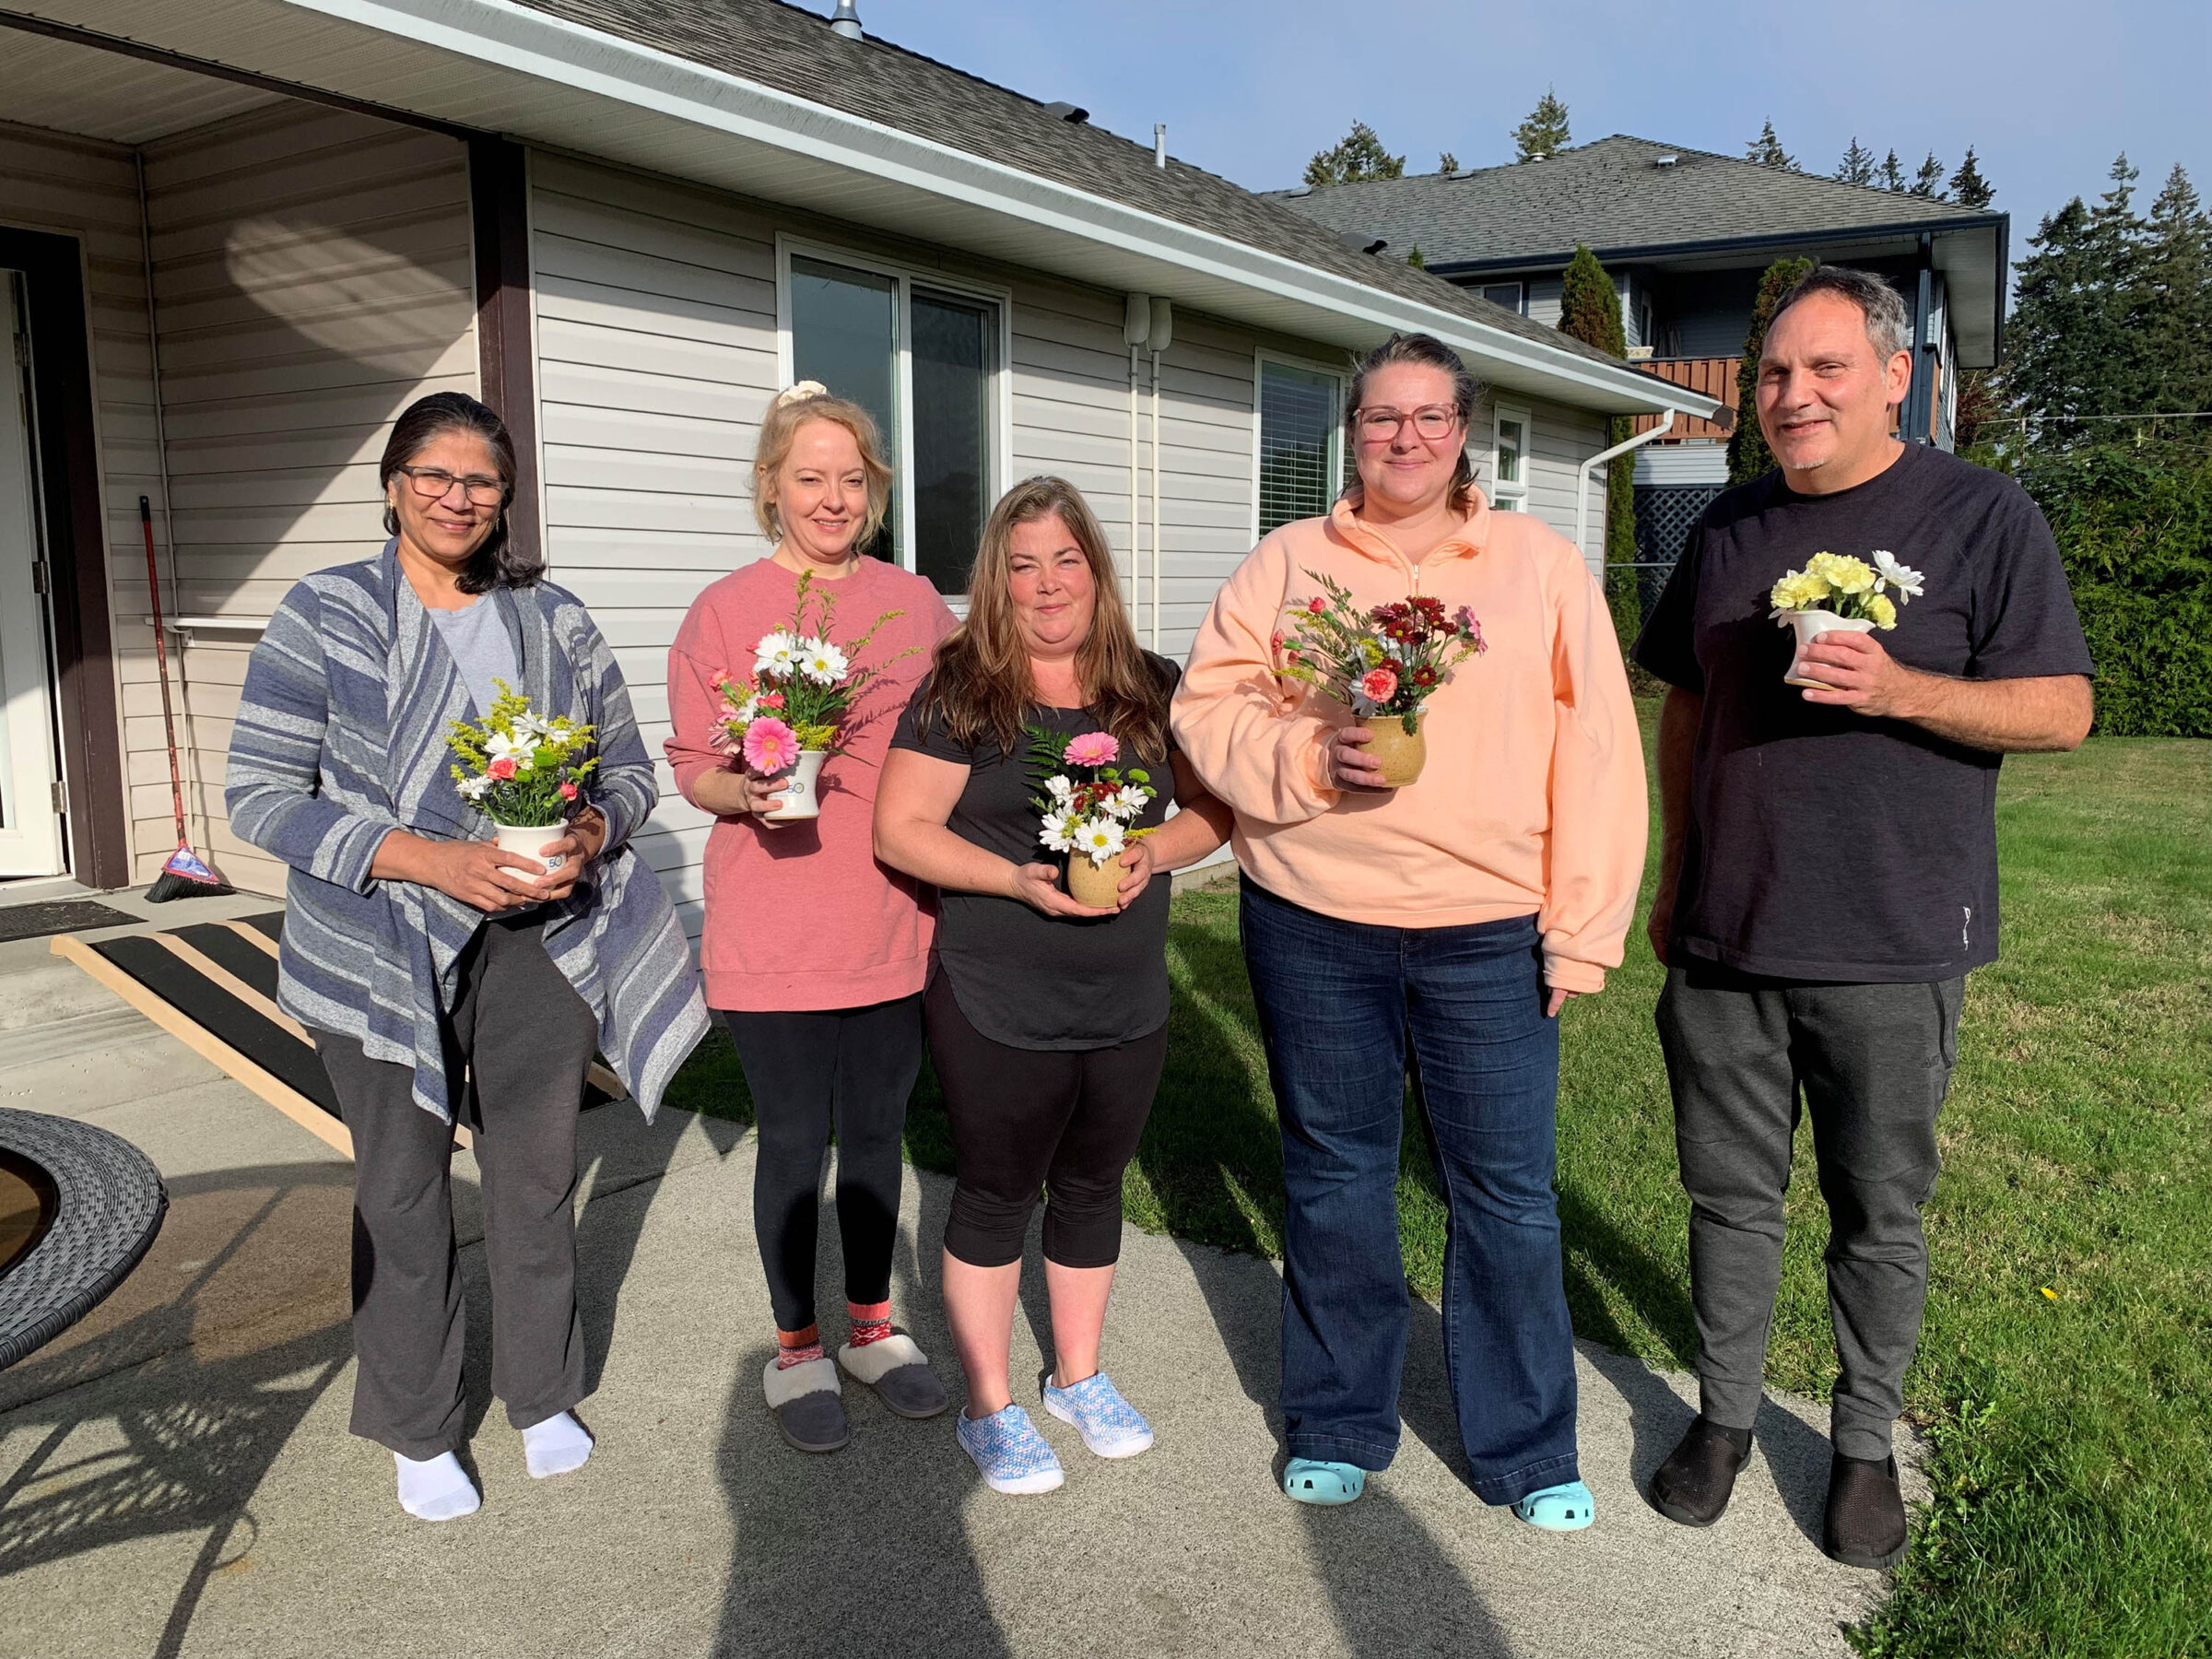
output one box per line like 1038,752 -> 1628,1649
1769,549 -> 1922,629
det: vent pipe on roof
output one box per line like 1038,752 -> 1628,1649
1154,124 -> 1167,170
1044,101 -> 1088,124
829,1 -> 862,41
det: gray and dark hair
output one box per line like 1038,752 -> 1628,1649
379,391 -> 536,593
1768,265 -> 1913,361
1343,332 -> 1487,516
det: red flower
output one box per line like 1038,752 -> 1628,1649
1412,665 -> 1439,688
759,691 -> 785,710
559,780 -> 580,801
1306,595 -> 1327,615
488,756 -> 517,780
1270,631 -> 1287,651
1359,666 -> 1399,703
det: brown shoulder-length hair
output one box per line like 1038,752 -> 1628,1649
916,476 -> 1170,761
750,383 -> 894,547
1340,332 -> 1486,518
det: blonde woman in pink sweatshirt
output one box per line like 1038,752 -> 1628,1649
1172,334 -> 1646,1528
665,385 -> 956,1455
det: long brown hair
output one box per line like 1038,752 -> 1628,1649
1340,332 -> 1486,518
917,476 -> 1170,760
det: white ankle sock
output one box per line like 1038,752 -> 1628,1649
522,1410 -> 594,1478
394,1451 -> 479,1522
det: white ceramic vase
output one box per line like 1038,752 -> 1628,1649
759,749 -> 828,822
1781,610 -> 1877,688
493,821 -> 568,888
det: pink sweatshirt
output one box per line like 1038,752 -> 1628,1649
1171,496 -> 1647,994
665,558 -> 956,1011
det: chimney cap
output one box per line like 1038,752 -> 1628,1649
829,0 -> 862,41
1043,101 -> 1088,124
1338,231 -> 1389,256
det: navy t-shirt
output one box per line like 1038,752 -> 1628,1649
1633,443 -> 2093,982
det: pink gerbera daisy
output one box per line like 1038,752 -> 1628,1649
743,716 -> 800,774
1064,731 -> 1120,769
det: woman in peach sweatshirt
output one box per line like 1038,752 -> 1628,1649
1172,334 -> 1645,1527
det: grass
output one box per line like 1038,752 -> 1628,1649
668,712 -> 2212,1655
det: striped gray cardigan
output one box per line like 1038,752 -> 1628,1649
226,543 -> 708,1123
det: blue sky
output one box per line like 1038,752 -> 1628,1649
849,1 -> 2206,272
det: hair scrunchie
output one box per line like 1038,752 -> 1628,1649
775,380 -> 830,408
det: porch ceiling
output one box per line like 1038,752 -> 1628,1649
0,28 -> 284,145
1,0 -> 1725,422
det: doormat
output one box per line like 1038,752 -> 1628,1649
0,900 -> 137,946
49,912 -> 628,1160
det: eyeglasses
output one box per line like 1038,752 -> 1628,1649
1353,405 -> 1464,442
394,465 -> 507,507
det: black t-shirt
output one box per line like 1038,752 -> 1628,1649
889,656 -> 1182,1050
1633,443 -> 2093,982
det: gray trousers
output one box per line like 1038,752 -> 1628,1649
1654,963 -> 1962,1462
312,913 -> 598,1460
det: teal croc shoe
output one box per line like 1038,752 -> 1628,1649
1283,1458 -> 1366,1506
1512,1480 -> 1595,1532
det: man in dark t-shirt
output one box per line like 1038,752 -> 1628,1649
1631,266 -> 2092,1569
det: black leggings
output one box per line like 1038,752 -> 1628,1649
925,972 -> 1168,1270
720,994 -> 924,1335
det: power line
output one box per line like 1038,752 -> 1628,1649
1976,410 -> 2212,426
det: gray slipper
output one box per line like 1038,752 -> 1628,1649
763,1356 -> 850,1453
838,1334 -> 950,1419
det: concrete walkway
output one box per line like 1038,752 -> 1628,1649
0,987 -> 1918,1659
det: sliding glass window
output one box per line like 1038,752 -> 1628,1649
1257,359 -> 1342,535
782,247 -> 1004,591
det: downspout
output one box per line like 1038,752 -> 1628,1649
1124,293 -> 1150,616
1146,298 -> 1172,651
1575,411 -> 1675,573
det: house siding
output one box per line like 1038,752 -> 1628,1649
135,103 -> 477,892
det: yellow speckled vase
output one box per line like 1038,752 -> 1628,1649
1364,714 -> 1427,787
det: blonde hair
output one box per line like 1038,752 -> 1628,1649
750,382 -> 894,546
915,476 -> 1170,761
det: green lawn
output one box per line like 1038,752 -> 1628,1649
666,715 -> 2212,1656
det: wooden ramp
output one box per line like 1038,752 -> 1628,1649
52,912 -> 628,1160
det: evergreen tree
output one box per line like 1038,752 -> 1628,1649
2141,164 -> 2212,418
2002,157 -> 2147,449
1835,137 -> 1877,188
1880,149 -> 1907,193
1910,151 -> 1947,198
1728,256 -> 1817,483
1512,88 -> 1571,162
1439,151 -> 1460,174
1304,121 -> 1405,187
1557,246 -> 1639,638
1745,121 -> 1795,171
1948,147 -> 1994,209
1406,244 -> 1427,270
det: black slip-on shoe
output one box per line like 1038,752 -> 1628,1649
764,1357 -> 851,1453
1823,1453 -> 1909,1569
1649,1416 -> 1753,1527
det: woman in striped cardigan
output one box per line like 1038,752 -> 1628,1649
226,392 -> 707,1524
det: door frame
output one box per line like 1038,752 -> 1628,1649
0,227 -> 130,889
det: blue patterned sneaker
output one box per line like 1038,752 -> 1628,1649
1041,1371 -> 1154,1459
956,1404 -> 1065,1495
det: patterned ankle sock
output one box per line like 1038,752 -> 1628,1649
775,1324 -> 823,1369
847,1300 -> 893,1347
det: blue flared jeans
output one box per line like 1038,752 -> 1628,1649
1241,880 -> 1580,1506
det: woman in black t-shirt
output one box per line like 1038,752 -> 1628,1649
877,476 -> 1232,1495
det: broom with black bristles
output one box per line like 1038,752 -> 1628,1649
140,495 -> 229,902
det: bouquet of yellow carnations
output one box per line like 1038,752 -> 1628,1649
1769,550 -> 1924,688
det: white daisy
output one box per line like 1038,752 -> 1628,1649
458,774 -> 493,801
1871,549 -> 1925,598
1039,810 -> 1075,853
753,630 -> 801,677
1074,818 -> 1125,865
797,638 -> 850,686
486,731 -> 536,771
1112,783 -> 1150,817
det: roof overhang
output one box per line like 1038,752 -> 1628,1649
1430,216 -> 2010,369
4,0 -> 1724,419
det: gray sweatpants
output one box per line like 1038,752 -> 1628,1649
1654,964 -> 1963,1462
312,913 -> 599,1461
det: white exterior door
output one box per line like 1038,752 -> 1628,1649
0,276 -> 67,879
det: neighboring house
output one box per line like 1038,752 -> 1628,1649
1275,135 -> 2008,569
0,0 -> 1716,915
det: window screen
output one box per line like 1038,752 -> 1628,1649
1258,361 -> 1341,535
911,288 -> 993,594
790,255 -> 899,560
1482,281 -> 1525,314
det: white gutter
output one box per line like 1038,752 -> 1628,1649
1576,413 -> 1676,571
265,0 -> 1720,420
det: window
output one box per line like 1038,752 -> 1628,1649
1491,404 -> 1531,512
782,244 -> 1006,593
1256,357 -> 1343,535
1481,281 -> 1525,315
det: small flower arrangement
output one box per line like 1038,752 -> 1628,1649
1768,549 -> 1924,629
711,571 -> 913,770
1026,728 -> 1156,869
1274,571 -> 1487,735
448,682 -> 598,826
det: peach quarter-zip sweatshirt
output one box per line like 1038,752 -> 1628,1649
1171,495 -> 1647,993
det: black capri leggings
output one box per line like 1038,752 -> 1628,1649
925,972 -> 1168,1270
